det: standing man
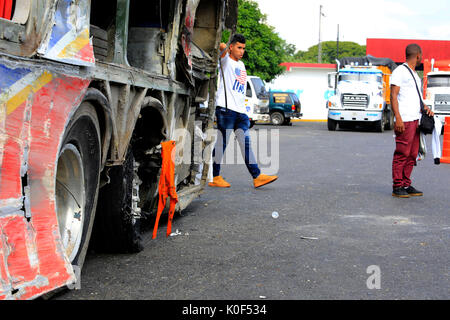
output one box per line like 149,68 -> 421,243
390,43 -> 433,198
209,34 -> 278,188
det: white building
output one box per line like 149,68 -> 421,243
267,63 -> 337,120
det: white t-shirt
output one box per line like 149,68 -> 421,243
215,53 -> 248,114
390,63 -> 422,122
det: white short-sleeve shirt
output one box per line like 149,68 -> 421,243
390,63 -> 422,122
215,53 -> 247,114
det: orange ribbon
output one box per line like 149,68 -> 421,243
152,141 -> 178,239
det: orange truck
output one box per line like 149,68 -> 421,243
423,59 -> 450,126
327,56 -> 396,132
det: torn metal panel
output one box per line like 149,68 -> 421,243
88,61 -> 191,95
0,0 -> 56,57
106,84 -> 148,164
165,0 -> 184,79
182,0 -> 201,69
112,0 -> 130,66
0,57 -> 90,299
224,0 -> 238,31
37,0 -> 95,67
0,0 -> 237,300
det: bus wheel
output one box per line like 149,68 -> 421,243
56,102 -> 101,268
93,147 -> 143,253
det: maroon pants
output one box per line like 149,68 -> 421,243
392,120 -> 419,188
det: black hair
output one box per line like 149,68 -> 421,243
230,33 -> 246,45
405,43 -> 422,59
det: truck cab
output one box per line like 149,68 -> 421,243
268,91 -> 302,125
327,63 -> 394,132
423,59 -> 450,126
245,75 -> 270,127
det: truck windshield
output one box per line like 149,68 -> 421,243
251,77 -> 268,98
428,76 -> 450,88
339,73 -> 382,83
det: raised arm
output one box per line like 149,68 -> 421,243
219,42 -> 228,58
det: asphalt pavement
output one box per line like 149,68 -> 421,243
56,121 -> 450,300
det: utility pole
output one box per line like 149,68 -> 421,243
336,24 -> 339,60
318,5 -> 325,63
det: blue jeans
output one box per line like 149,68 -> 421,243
212,107 -> 261,179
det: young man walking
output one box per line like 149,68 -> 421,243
209,34 -> 278,188
390,43 -> 434,198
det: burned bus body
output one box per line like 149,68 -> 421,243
0,0 -> 237,299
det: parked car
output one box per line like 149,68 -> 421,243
268,91 -> 302,125
246,75 -> 270,128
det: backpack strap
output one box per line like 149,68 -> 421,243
402,64 -> 425,112
219,53 -> 228,110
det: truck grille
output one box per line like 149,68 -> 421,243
260,106 -> 269,113
342,94 -> 369,109
434,94 -> 450,112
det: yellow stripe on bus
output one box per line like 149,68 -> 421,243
57,29 -> 90,59
6,71 -> 53,115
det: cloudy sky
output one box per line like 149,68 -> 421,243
254,0 -> 450,51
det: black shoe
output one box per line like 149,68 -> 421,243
434,158 -> 440,165
404,186 -> 423,196
392,187 -> 409,198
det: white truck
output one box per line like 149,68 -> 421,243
327,57 -> 396,132
423,59 -> 450,127
245,75 -> 270,127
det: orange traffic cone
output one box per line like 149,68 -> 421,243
441,117 -> 450,164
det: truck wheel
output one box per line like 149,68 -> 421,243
384,108 -> 394,130
56,102 -> 101,268
327,118 -> 337,131
375,112 -> 385,132
271,112 -> 284,125
93,147 -> 143,253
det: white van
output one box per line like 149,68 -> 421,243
245,75 -> 270,127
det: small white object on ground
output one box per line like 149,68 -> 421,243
300,236 -> 318,240
170,229 -> 182,237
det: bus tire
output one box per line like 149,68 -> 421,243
93,147 -> 143,253
56,102 -> 101,269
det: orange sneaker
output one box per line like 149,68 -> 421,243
253,174 -> 278,188
208,176 -> 231,188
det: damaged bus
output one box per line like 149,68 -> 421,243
0,0 -> 237,299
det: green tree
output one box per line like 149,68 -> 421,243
289,41 -> 366,64
224,0 -> 295,81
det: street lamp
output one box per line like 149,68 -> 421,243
318,5 -> 326,63
336,24 -> 339,60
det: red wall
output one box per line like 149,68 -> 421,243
366,38 -> 450,63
